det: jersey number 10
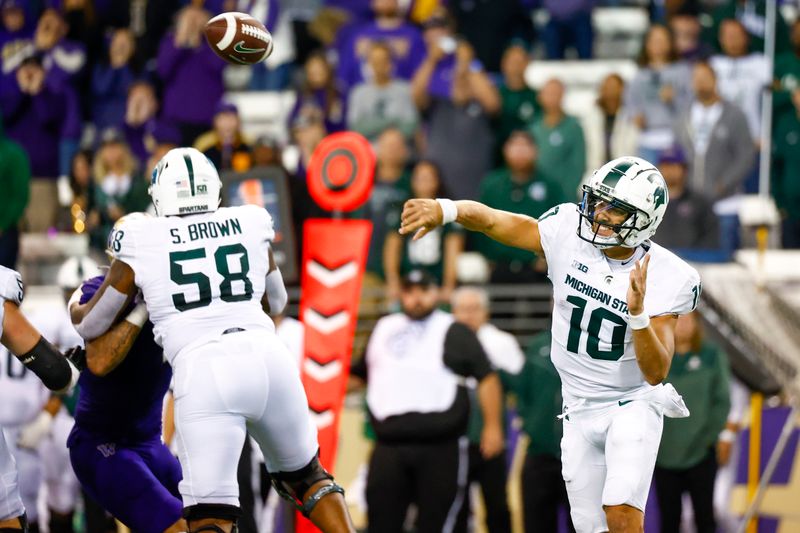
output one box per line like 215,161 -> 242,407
566,295 -> 627,361
170,244 -> 253,311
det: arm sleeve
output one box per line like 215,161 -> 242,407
443,322 -> 492,380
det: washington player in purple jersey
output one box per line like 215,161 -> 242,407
67,275 -> 186,533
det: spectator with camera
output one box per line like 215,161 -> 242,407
411,9 -> 499,201
91,28 -> 137,132
157,5 -> 224,145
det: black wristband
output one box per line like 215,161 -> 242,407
18,337 -> 73,391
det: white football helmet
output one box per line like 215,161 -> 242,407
57,256 -> 100,290
149,147 -> 222,217
578,156 -> 669,249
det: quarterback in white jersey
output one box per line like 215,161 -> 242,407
0,266 -> 81,531
70,148 -> 355,533
400,156 -> 700,533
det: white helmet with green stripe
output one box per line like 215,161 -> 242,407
149,147 -> 222,217
578,156 -> 668,249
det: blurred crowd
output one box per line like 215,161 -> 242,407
1,0 -> 799,289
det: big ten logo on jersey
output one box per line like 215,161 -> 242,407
571,260 -> 588,273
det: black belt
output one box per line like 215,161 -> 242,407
222,327 -> 246,335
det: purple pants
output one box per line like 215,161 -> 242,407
68,429 -> 183,533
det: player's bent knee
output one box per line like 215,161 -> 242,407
270,452 -> 345,518
183,504 -> 241,533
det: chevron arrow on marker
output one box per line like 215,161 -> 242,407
307,260 -> 358,288
304,309 -> 350,335
309,409 -> 335,429
303,358 -> 343,382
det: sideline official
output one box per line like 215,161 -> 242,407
350,270 -> 503,533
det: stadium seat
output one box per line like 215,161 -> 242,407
525,59 -> 638,90
224,91 -> 297,144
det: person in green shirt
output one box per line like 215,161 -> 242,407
706,0 -> 790,56
0,114 -> 30,269
493,42 -> 540,165
384,160 -> 464,304
508,329 -> 575,533
771,87 -> 800,248
774,20 -> 800,137
529,79 -> 586,200
476,130 -> 568,283
654,311 -> 731,533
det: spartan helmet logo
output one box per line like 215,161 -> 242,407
653,187 -> 667,210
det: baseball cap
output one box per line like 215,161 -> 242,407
659,145 -> 687,165
401,269 -> 437,289
215,101 -> 239,116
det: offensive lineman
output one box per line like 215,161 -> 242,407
71,147 -> 355,533
399,156 -> 700,533
0,266 -> 81,532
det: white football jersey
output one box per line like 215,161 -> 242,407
0,266 -> 48,427
538,203 -> 701,403
110,205 -> 277,363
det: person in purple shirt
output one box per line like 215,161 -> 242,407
157,5 -> 225,145
0,53 -> 80,230
288,51 -> 347,134
122,80 -> 160,167
67,274 -> 185,533
334,0 -> 425,90
5,8 -> 87,88
91,28 -> 137,132
0,0 -> 35,73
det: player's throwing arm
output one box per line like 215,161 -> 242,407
400,198 -> 544,254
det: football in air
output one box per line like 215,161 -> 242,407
205,12 -> 273,65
